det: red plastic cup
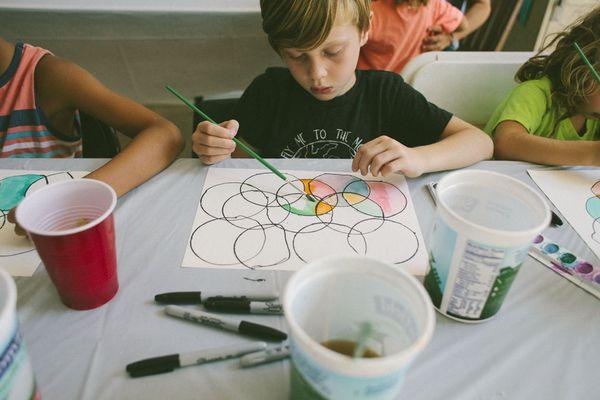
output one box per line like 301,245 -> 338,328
16,179 -> 118,310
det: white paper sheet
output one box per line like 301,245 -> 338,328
0,170 -> 88,277
182,168 -> 429,276
528,169 -> 600,260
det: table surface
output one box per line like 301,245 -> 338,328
3,158 -> 599,400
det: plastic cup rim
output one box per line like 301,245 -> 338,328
436,169 -> 551,239
283,255 -> 436,377
15,178 -> 117,237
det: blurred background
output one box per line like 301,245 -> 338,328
0,0 -> 597,156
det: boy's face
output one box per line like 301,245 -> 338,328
280,21 -> 369,101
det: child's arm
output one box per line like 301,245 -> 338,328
352,116 -> 493,177
36,56 -> 183,196
423,19 -> 469,52
423,0 -> 491,51
452,0 -> 490,41
493,120 -> 600,165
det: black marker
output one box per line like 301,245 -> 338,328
165,305 -> 287,341
426,182 -> 563,227
154,291 -> 278,304
126,341 -> 266,377
204,299 -> 283,315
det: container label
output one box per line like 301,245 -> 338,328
424,216 -> 529,321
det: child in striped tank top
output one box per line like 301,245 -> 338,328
0,37 -> 184,234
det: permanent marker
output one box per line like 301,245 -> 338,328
239,345 -> 290,368
154,291 -> 279,305
165,305 -> 287,341
203,299 -> 283,315
126,342 -> 267,377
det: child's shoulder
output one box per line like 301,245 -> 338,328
510,76 -> 553,105
357,69 -> 406,87
252,67 -> 295,85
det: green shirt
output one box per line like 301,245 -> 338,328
484,77 -> 600,141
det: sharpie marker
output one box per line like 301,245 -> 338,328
204,299 -> 283,315
425,182 -> 563,227
239,345 -> 290,368
126,341 -> 267,377
154,291 -> 279,304
165,305 -> 287,341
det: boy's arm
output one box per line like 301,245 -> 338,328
493,120 -> 600,165
37,56 -> 183,197
413,116 -> 493,172
352,117 -> 492,178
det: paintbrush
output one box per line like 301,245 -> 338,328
574,42 -> 600,85
353,322 -> 374,358
165,85 -> 316,202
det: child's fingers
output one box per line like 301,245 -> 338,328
422,43 -> 440,52
427,25 -> 442,34
6,208 -> 16,223
369,150 -> 400,177
355,141 -> 388,176
352,136 -> 386,173
220,120 -> 239,137
193,143 -> 235,157
199,153 -> 231,165
194,132 -> 236,149
197,121 -> 233,139
380,158 -> 408,177
7,208 -> 27,236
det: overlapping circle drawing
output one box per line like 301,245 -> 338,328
189,172 -> 420,269
586,180 -> 600,244
0,172 -> 76,257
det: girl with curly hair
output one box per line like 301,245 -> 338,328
485,6 -> 600,165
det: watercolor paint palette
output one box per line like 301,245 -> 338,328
529,234 -> 600,299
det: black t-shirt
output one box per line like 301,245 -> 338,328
233,67 -> 452,159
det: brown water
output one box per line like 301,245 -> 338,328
321,339 -> 380,358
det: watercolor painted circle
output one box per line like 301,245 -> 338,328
585,196 -> 600,220
591,180 -> 600,197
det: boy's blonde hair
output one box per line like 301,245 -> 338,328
517,5 -> 600,118
260,0 -> 371,53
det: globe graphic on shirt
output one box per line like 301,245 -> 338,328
293,141 -> 355,158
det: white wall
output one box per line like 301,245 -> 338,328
0,1 -> 259,12
0,6 -> 282,104
535,0 -> 597,50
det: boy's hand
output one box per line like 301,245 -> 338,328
422,26 -> 453,51
352,136 -> 427,178
192,120 -> 239,165
7,208 -> 27,237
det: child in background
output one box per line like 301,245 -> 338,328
358,0 -> 468,74
424,0 -> 491,52
0,37 -> 183,233
485,6 -> 600,166
192,0 -> 492,178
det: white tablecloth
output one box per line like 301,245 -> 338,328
3,158 -> 599,400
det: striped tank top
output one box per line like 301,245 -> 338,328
0,43 -> 82,158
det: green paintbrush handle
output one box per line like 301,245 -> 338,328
165,85 -> 287,181
573,43 -> 600,85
